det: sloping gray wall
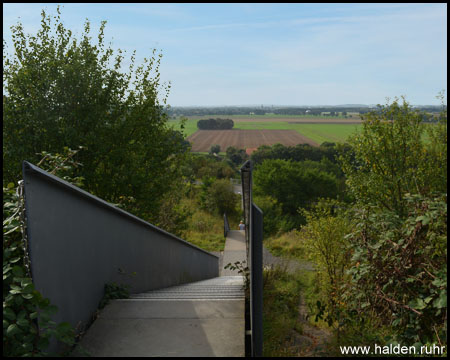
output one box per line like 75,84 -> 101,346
22,161 -> 218,337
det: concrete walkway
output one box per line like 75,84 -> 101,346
73,232 -> 246,357
222,230 -> 247,276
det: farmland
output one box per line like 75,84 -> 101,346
187,129 -> 318,152
169,114 -> 362,148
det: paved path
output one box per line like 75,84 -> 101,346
74,232 -> 246,357
221,230 -> 247,276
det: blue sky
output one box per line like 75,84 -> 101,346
3,3 -> 447,106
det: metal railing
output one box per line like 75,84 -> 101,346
22,161 -> 219,352
240,160 -> 263,357
224,213 -> 230,238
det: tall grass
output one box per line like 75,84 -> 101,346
263,265 -> 304,357
179,194 -> 241,252
179,197 -> 226,252
264,230 -> 308,260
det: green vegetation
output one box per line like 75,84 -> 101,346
258,96 -> 447,355
98,282 -> 130,310
253,158 -> 344,231
264,230 -> 305,259
169,116 -> 361,144
263,266 -> 304,357
168,117 -> 199,137
234,122 -> 361,144
2,7 -> 231,355
3,7 -> 188,229
173,152 -> 244,251
226,146 -> 249,166
209,144 -> 221,155
3,5 -> 446,357
197,118 -> 234,130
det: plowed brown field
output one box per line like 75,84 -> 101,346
187,129 -> 318,152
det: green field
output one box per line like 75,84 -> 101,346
168,118 -> 199,137
233,122 -> 361,144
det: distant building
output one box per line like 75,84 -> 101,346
246,147 -> 258,156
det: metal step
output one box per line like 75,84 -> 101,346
130,276 -> 245,300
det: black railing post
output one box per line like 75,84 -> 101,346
224,213 -> 230,238
240,160 -> 263,357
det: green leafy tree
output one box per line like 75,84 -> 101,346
209,144 -> 221,155
339,97 -> 446,217
201,179 -> 239,217
225,146 -> 249,166
252,195 -> 285,236
253,159 -> 340,228
3,6 -> 188,224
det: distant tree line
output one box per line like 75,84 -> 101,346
197,118 -> 234,130
166,105 -> 442,118
250,142 -> 350,166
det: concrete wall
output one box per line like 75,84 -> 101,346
22,161 -> 219,336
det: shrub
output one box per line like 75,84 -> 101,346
201,179 -> 240,217
297,199 -> 352,328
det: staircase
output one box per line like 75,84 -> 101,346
73,231 -> 247,357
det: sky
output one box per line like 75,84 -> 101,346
3,3 -> 447,106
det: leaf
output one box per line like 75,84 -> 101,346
12,265 -> 24,277
30,312 -> 38,320
4,307 -> 16,321
433,291 -> 447,309
7,324 -> 22,337
21,342 -> 33,352
408,298 -> 427,310
37,336 -> 50,350
16,318 -> 29,327
9,257 -> 21,264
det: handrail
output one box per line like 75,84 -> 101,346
224,213 -> 230,238
240,160 -> 263,357
23,161 -> 218,259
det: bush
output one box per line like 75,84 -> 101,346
336,96 -> 447,347
201,179 -> 240,217
226,146 -> 249,167
297,199 -> 352,327
253,159 -> 340,229
344,193 -> 447,346
253,195 -> 284,236
209,144 -> 221,155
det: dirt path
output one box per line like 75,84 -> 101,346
262,247 -> 333,357
289,296 -> 332,357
